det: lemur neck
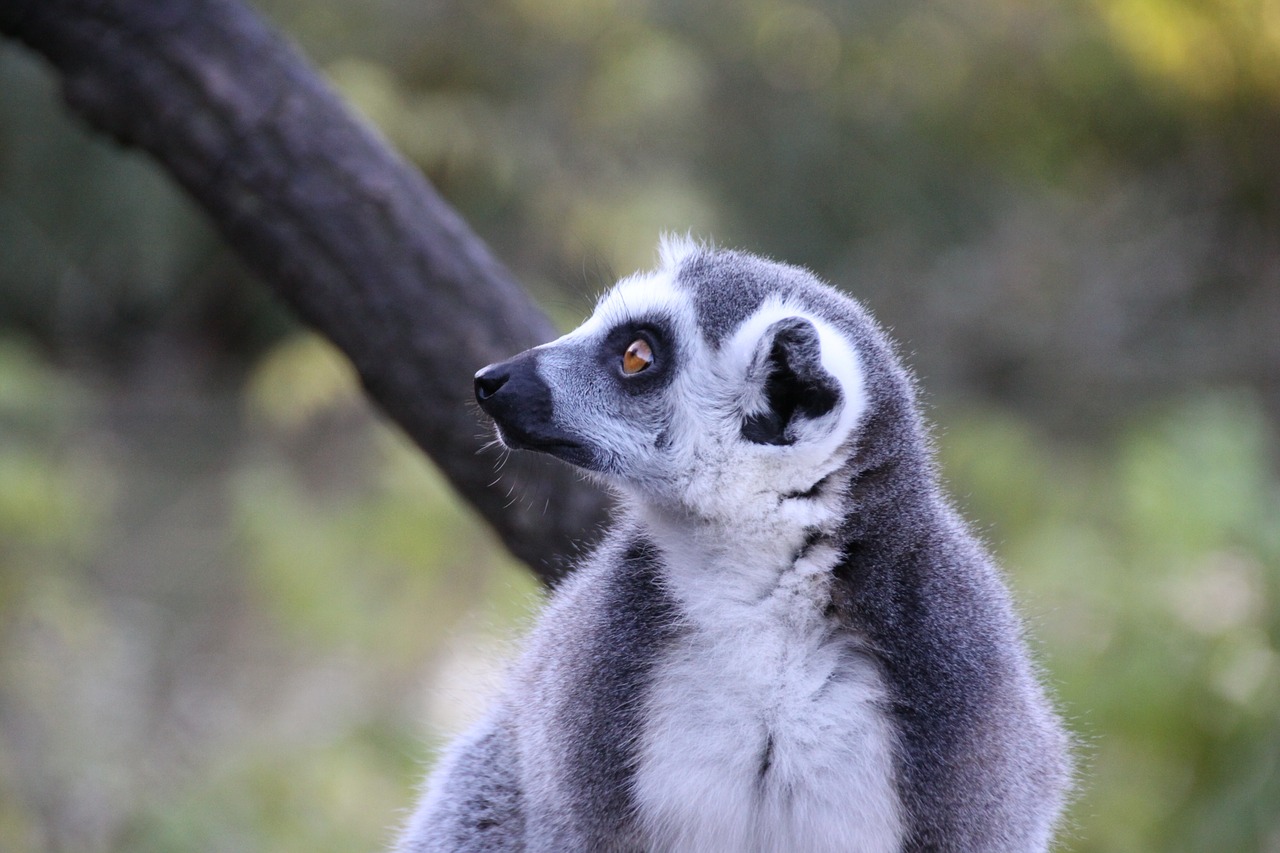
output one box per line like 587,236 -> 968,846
636,486 -> 846,623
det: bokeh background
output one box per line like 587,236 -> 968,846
2,0 -> 1279,850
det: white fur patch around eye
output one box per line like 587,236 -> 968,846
566,266 -> 690,343
530,270 -> 688,362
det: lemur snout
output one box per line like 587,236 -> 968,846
474,365 -> 509,403
474,354 -> 536,416
473,350 -> 593,466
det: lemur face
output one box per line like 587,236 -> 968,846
474,239 -> 868,517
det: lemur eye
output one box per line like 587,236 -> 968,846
621,338 -> 653,375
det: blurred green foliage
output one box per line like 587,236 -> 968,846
943,395 -> 1280,851
2,0 -> 1279,850
0,334 -> 540,852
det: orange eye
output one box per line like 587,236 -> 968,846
622,338 -> 653,375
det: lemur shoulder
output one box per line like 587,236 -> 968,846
398,237 -> 1073,852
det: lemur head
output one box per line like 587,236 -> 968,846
475,237 -> 918,525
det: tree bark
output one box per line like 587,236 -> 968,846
0,0 -> 610,584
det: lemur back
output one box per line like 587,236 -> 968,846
398,237 -> 1072,852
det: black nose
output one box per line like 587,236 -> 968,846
474,366 -> 509,402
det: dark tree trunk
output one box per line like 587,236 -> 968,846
0,0 -> 610,584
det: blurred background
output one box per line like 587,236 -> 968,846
1,0 -> 1278,850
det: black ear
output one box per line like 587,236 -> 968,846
742,317 -> 841,446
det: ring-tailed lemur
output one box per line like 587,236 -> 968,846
398,237 -> 1072,852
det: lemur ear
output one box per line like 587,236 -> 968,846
741,316 -> 842,446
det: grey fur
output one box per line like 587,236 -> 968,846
402,531 -> 674,851
399,243 -> 1072,852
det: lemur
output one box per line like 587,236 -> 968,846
398,237 -> 1072,852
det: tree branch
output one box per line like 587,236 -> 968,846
0,0 -> 610,584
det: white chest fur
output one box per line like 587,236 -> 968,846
631,537 -> 904,853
